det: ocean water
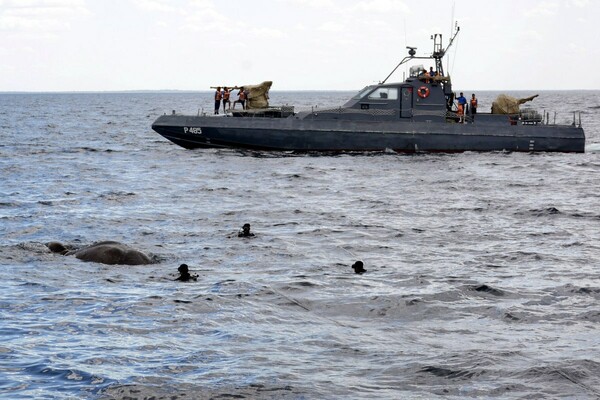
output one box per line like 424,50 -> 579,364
1,90 -> 600,399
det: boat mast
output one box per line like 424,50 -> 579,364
381,25 -> 460,84
433,24 -> 460,78
432,34 -> 445,76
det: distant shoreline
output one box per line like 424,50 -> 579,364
1,89 -> 597,95
0,89 -> 356,95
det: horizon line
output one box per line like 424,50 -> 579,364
1,88 -> 598,94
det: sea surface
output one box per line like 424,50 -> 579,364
1,90 -> 600,399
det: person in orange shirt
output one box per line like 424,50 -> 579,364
222,87 -> 231,112
456,92 -> 467,123
470,93 -> 478,122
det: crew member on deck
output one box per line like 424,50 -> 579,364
470,93 -> 478,122
223,87 -> 231,112
456,92 -> 467,123
422,69 -> 431,84
429,66 -> 436,80
233,87 -> 246,110
214,87 -> 222,115
243,87 -> 250,109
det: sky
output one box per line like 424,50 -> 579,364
0,0 -> 598,92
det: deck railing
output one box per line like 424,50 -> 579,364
206,104 -> 583,128
542,110 -> 583,128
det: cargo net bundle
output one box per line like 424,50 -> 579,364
244,81 -> 272,109
491,94 -> 538,115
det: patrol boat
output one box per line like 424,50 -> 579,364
152,27 -> 585,153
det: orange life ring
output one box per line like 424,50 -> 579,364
417,86 -> 430,98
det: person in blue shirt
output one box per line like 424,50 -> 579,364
429,66 -> 436,79
456,92 -> 467,123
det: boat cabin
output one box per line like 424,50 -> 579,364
294,62 -> 454,123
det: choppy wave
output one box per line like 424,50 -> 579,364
0,91 -> 599,399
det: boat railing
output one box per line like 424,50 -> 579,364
244,106 -> 583,127
541,110 -> 583,128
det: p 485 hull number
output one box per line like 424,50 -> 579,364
184,127 -> 202,135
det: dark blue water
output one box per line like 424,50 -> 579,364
1,91 -> 600,399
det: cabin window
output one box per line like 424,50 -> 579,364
354,86 -> 375,99
368,88 -> 398,100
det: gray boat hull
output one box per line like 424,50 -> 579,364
152,114 -> 585,153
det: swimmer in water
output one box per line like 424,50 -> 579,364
175,264 -> 198,281
352,261 -> 366,274
238,223 -> 255,237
